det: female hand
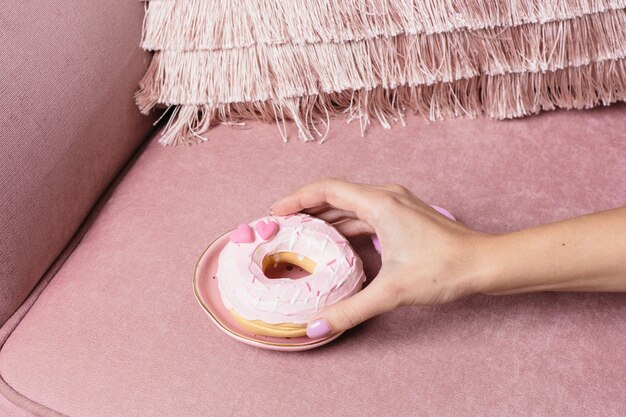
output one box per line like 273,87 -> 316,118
272,178 -> 626,338
271,178 -> 490,338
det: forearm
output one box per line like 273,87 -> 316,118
474,206 -> 626,295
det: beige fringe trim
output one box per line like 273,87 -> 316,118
137,9 -> 626,110
152,59 -> 626,146
141,0 -> 626,50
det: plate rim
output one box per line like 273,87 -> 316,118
193,231 -> 344,349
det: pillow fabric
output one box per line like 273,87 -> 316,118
137,0 -> 626,145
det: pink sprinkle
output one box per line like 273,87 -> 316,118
347,256 -> 354,267
335,240 -> 346,245
326,259 -> 337,266
316,290 -> 320,297
306,282 -> 311,292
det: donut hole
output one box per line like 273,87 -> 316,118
261,252 -> 316,280
264,263 -> 309,279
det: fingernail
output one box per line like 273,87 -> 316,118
371,235 -> 381,254
306,319 -> 332,338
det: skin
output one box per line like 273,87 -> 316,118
271,178 -> 626,335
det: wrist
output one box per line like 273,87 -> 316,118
470,231 -> 534,295
459,232 -> 505,296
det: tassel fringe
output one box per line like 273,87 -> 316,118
138,1 -> 626,146
141,0 -> 626,50
151,59 -> 626,146
137,10 -> 626,110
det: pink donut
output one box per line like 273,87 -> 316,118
217,213 -> 365,337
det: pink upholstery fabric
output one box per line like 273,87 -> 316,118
1,107 -> 626,416
0,1 -> 156,325
0,393 -> 35,417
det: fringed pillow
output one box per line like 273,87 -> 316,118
137,0 -> 626,145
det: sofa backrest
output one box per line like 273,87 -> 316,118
0,1 -> 156,325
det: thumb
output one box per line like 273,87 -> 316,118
306,278 -> 398,338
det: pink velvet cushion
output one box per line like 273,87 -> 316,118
0,393 -> 35,417
0,0 -> 156,325
1,107 -> 625,416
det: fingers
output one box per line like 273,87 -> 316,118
333,219 -> 375,237
305,206 -> 373,236
306,278 -> 398,337
301,205 -> 331,215
315,208 -> 357,224
271,178 -> 378,223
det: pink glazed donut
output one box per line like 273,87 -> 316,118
217,213 -> 365,338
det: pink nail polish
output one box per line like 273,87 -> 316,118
306,319 -> 332,338
371,235 -> 382,254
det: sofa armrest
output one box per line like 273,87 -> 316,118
0,0 -> 155,325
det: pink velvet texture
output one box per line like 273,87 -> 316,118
0,0 -> 156,326
0,392 -> 36,417
1,106 -> 625,416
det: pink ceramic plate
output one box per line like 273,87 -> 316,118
193,232 -> 344,351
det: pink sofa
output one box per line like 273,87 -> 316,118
1,2 -> 625,416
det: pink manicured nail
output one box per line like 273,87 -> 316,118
372,235 -> 382,254
306,319 -> 332,338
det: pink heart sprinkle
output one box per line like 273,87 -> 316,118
256,220 -> 279,240
230,224 -> 255,244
